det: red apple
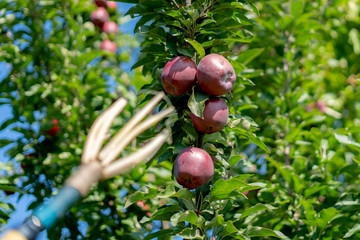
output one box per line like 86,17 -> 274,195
161,56 -> 197,96
197,54 -> 236,96
174,147 -> 214,190
46,119 -> 59,136
107,1 -> 117,9
136,201 -> 145,208
190,98 -> 229,134
90,7 -> 109,27
316,100 -> 326,113
94,0 -> 107,8
101,39 -> 117,53
305,102 -> 315,112
102,21 -> 118,34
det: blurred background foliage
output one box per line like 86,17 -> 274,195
0,0 -> 359,239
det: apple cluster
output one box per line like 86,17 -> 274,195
161,54 -> 236,189
91,0 -> 118,53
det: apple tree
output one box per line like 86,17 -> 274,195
1,0 -> 360,239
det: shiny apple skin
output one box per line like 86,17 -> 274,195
174,147 -> 214,190
197,54 -> 236,96
191,98 -> 229,134
161,56 -> 197,96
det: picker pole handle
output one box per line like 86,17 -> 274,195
1,230 -> 27,240
1,162 -> 102,240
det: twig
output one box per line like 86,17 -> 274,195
171,0 -> 180,9
282,30 -> 291,166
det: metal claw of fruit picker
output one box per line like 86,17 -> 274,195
1,91 -> 174,240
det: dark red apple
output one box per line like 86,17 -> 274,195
90,7 -> 109,27
101,39 -> 117,53
190,98 -> 229,134
94,0 -> 107,8
161,56 -> 197,96
174,147 -> 214,190
197,54 -> 236,96
102,21 -> 118,34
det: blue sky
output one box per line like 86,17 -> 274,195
0,2 -> 137,239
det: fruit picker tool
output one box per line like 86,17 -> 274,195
1,91 -> 174,240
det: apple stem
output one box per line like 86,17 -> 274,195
195,188 -> 202,213
196,132 -> 205,148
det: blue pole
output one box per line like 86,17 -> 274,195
16,185 -> 82,240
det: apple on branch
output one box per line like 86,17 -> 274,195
161,56 -> 197,96
174,147 -> 214,190
190,98 -> 229,134
197,54 -> 236,96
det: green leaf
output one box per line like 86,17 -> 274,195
228,154 -> 246,167
156,185 -> 177,199
169,188 -> 196,211
175,227 -> 202,239
290,0 -> 304,18
236,48 -> 264,65
304,184 -> 328,198
224,220 -> 238,233
241,203 -> 276,219
171,210 -> 204,228
233,128 -> 270,153
131,55 -> 155,70
124,186 -> 159,208
140,205 -> 181,223
316,207 -> 337,229
334,133 -> 360,149
246,227 -> 288,239
184,39 -> 205,58
210,176 -> 250,201
239,69 -> 263,79
219,220 -> 242,238
144,229 -> 173,240
187,86 -> 209,118
344,224 -> 360,238
250,3 -> 260,16
300,198 -> 317,223
0,138 -> 14,148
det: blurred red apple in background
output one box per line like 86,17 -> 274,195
101,39 -> 117,53
90,7 -> 109,27
102,21 -> 118,34
107,1 -> 117,9
46,119 -> 59,136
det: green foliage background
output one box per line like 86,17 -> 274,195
1,0 -> 360,239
